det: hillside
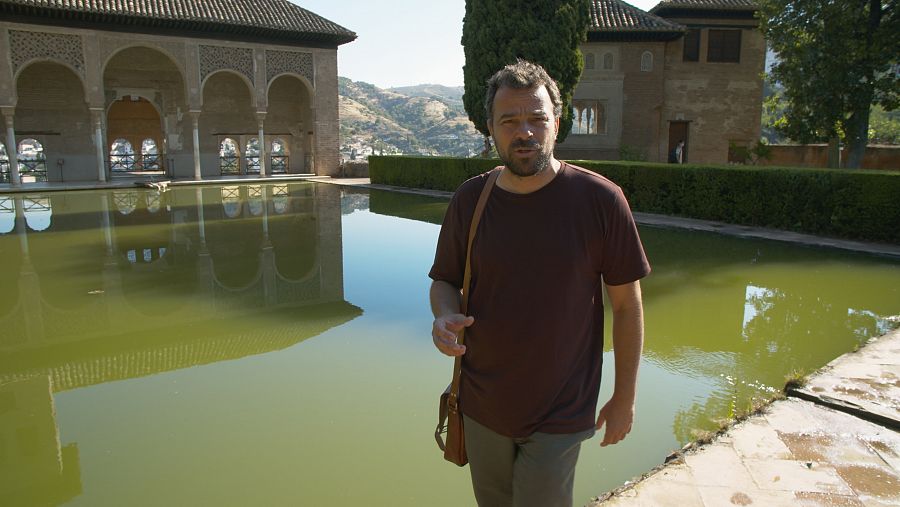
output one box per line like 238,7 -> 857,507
338,77 -> 484,158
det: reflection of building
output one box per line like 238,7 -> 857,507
0,182 -> 359,504
0,0 -> 355,185
557,0 -> 764,164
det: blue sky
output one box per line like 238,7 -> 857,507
294,0 -> 662,88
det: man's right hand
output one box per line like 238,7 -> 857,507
432,314 -> 474,356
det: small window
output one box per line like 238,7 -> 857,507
245,138 -> 260,174
0,142 -> 9,184
18,139 -> 48,182
571,100 -> 606,135
602,53 -> 614,70
110,138 -> 135,172
708,29 -> 741,63
270,138 -> 288,174
641,51 -> 653,72
584,52 -> 595,70
141,138 -> 160,171
683,29 -> 700,62
219,138 -> 240,175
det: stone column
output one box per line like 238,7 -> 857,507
256,112 -> 267,177
90,108 -> 107,182
189,111 -> 202,180
1,107 -> 21,186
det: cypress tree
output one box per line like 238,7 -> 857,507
461,0 -> 590,150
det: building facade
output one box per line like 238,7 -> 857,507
0,0 -> 355,184
557,0 -> 765,165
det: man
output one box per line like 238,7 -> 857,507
669,140 -> 685,163
429,60 -> 649,507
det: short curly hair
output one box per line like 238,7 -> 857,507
484,59 -> 562,121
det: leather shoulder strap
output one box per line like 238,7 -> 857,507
450,168 -> 501,399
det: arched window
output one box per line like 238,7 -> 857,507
141,138 -> 160,171
603,53 -> 614,70
221,186 -> 242,218
18,139 -> 48,182
641,51 -> 653,72
584,52 -> 595,70
110,138 -> 136,172
245,138 -> 260,174
0,142 -> 9,183
219,138 -> 240,175
571,100 -> 606,135
270,138 -> 288,174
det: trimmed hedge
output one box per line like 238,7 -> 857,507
369,156 -> 900,244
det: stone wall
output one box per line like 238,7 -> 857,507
761,144 -> 900,170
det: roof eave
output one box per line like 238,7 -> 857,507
649,6 -> 758,20
587,29 -> 685,42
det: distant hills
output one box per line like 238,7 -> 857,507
338,77 -> 485,158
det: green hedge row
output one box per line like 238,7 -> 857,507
368,156 -> 900,244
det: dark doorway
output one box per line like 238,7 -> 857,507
668,121 -> 690,163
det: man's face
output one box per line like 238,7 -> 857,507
488,85 -> 560,177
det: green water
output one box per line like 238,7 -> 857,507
0,183 -> 897,506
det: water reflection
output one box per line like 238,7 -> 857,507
0,183 -> 359,504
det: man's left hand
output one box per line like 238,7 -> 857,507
595,395 -> 635,447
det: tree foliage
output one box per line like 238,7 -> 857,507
759,0 -> 899,168
461,0 -> 590,145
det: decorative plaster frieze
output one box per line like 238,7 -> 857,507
9,30 -> 84,77
200,45 -> 254,85
265,50 -> 313,86
99,36 -> 187,73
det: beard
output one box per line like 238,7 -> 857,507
499,139 -> 555,177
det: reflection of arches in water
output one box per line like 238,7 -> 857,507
272,185 -> 290,214
271,213 -> 318,281
113,191 -> 139,215
221,186 -> 242,218
23,197 -> 52,232
248,185 -> 263,216
146,192 -> 162,214
118,242 -> 198,317
0,197 -> 14,234
207,210 -> 264,289
0,224 -> 22,319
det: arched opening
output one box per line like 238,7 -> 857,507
267,75 -> 314,173
104,46 -> 186,176
641,51 -> 654,72
603,53 -> 614,70
201,71 -> 256,175
107,97 -> 163,173
0,142 -> 9,183
142,138 -> 160,170
15,61 -> 91,182
18,139 -> 48,183
245,138 -> 261,174
109,138 -> 136,173
270,138 -> 288,174
219,138 -> 240,175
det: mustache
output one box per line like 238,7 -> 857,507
511,140 -> 542,150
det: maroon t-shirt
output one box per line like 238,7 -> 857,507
429,162 -> 651,438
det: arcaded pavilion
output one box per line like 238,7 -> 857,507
0,0 -> 356,184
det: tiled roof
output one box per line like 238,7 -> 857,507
650,0 -> 758,13
590,0 -> 684,32
0,0 -> 356,46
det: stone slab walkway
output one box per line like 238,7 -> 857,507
590,328 -> 900,507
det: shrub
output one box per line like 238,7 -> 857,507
368,156 -> 900,243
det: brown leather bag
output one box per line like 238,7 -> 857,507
435,168 -> 500,466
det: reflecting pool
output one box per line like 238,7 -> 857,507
0,183 -> 898,506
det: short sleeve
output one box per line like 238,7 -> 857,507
428,189 -> 468,289
598,189 -> 651,285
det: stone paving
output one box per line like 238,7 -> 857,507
590,328 -> 900,507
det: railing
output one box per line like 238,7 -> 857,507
246,156 -> 260,174
110,154 -> 136,172
0,160 -> 8,183
142,154 -> 161,171
270,155 -> 288,174
18,159 -> 48,182
220,156 -> 241,175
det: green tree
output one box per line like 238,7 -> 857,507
759,0 -> 899,168
461,0 -> 590,151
